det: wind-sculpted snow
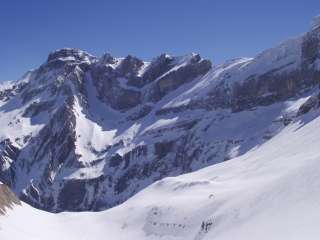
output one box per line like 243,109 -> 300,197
0,20 -> 319,213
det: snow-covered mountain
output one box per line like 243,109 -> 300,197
0,17 -> 320,214
1,96 -> 320,240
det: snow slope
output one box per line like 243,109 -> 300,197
1,105 -> 320,240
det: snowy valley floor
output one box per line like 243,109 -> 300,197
1,109 -> 320,240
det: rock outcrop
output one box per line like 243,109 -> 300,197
0,183 -> 20,215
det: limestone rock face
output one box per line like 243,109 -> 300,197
90,53 -> 212,110
129,53 -> 173,88
148,54 -> 212,102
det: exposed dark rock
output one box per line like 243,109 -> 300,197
302,28 -> 320,64
91,64 -> 142,110
47,48 -> 94,63
154,141 -> 174,159
127,104 -> 153,121
23,100 -> 55,117
0,139 -> 20,186
109,153 -> 123,168
58,179 -> 87,211
90,53 -> 211,110
297,95 -> 320,115
100,53 -> 116,65
148,56 -> 212,102
128,53 -> 174,87
117,55 -> 144,76
0,82 -> 26,102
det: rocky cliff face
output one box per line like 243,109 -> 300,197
0,23 -> 319,212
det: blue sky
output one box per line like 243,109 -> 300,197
1,0 -> 320,82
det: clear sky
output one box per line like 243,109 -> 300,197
1,0 -> 320,82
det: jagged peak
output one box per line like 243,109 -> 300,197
171,52 -> 201,65
152,53 -> 173,62
149,52 -> 206,67
142,53 -> 173,72
311,15 -> 320,30
122,54 -> 144,65
99,52 -> 116,65
47,48 -> 95,63
117,54 -> 145,74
